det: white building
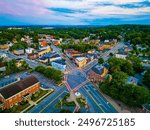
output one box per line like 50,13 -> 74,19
25,48 -> 34,54
0,52 -> 7,58
115,52 -> 128,59
51,60 -> 66,72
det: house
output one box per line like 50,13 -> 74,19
88,49 -> 96,54
64,49 -> 82,58
49,54 -> 61,62
98,39 -> 116,51
0,63 -> 6,72
37,46 -> 51,58
143,104 -> 150,113
13,49 -> 25,55
0,44 -> 9,50
127,76 -> 139,85
41,40 -> 47,47
52,60 -> 66,72
27,53 -> 38,60
39,52 -> 61,63
99,43 -> 114,51
74,57 -> 87,68
86,53 -> 95,62
39,57 -> 48,63
124,46 -> 133,52
25,48 -> 34,54
0,76 -> 40,110
115,52 -> 128,59
0,52 -> 7,58
90,64 -> 108,82
53,40 -> 60,45
15,58 -> 24,67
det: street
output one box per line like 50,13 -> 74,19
29,87 -> 68,113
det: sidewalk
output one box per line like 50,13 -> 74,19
21,90 -> 53,113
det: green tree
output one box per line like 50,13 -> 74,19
127,55 -> 143,73
98,58 -> 104,64
143,69 -> 150,88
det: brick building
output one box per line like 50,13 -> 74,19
0,76 -> 40,110
90,65 -> 108,82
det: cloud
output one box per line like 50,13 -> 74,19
0,0 -> 149,25
90,6 -> 150,16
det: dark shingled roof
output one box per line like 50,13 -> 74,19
0,76 -> 39,99
91,65 -> 105,75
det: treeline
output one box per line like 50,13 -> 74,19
100,71 -> 150,107
0,25 -> 148,44
9,42 -> 28,51
60,43 -> 98,53
35,66 -> 63,84
99,57 -> 150,107
0,58 -> 29,78
123,25 -> 150,47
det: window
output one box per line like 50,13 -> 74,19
10,104 -> 13,108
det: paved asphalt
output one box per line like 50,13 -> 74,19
51,44 -> 76,71
0,50 -> 46,68
83,42 -> 125,74
29,87 -> 68,113
79,82 -> 117,113
67,70 -> 87,90
66,69 -> 117,113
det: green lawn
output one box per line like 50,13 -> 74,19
1,89 -> 54,113
76,98 -> 86,107
55,93 -> 76,108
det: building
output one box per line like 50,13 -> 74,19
0,44 -> 9,50
127,76 -> 139,85
53,40 -> 60,45
90,64 -> 108,82
143,104 -> 150,113
52,60 -> 66,72
41,40 -> 47,47
0,76 -> 40,110
39,57 -> 48,63
87,49 -> 96,54
65,49 -> 83,58
15,58 -> 24,67
124,46 -> 133,52
86,53 -> 95,62
49,54 -> 61,62
0,52 -> 7,58
37,46 -> 51,58
99,43 -> 114,51
39,52 -> 61,63
115,52 -> 128,59
13,49 -> 25,55
74,57 -> 87,68
27,53 -> 38,60
25,48 -> 34,54
0,63 -> 6,72
98,39 -> 117,51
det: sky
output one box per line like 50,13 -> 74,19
0,0 -> 150,26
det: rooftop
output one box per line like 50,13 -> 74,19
91,64 -> 105,75
127,76 -> 139,85
37,49 -> 46,53
0,76 -> 39,99
52,59 -> 66,65
116,51 -> 128,55
143,104 -> 150,112
75,57 -> 86,61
